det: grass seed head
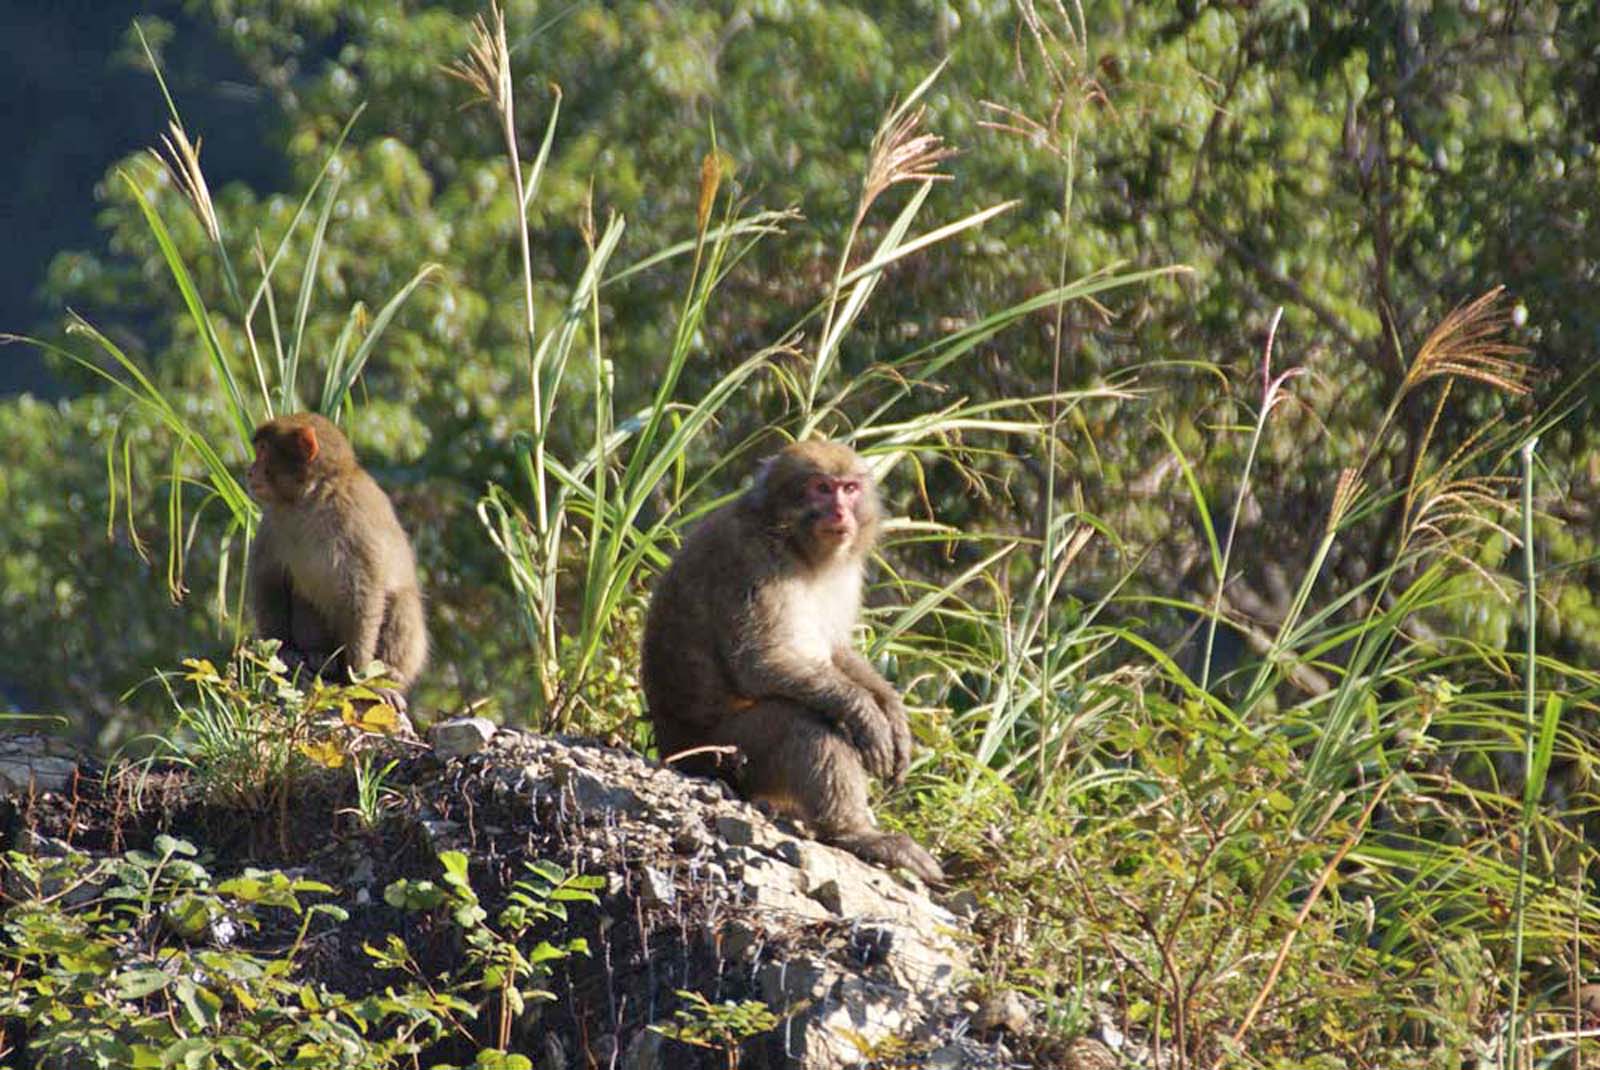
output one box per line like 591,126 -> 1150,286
1404,286 -> 1531,397
153,121 -> 220,245
446,4 -> 512,114
857,104 -> 955,225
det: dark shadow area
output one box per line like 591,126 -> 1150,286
0,0 -> 285,396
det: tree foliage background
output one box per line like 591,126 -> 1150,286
2,0 -> 1596,742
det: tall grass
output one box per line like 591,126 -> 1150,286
876,4 -> 1597,1065
880,281 -> 1595,1066
453,3 -> 1177,731
454,9 -> 1598,1059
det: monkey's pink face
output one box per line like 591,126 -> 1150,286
804,473 -> 865,547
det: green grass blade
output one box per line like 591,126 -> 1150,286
807,181 -> 935,412
601,212 -> 795,289
121,171 -> 252,450
834,199 -> 1018,293
1152,417 -> 1222,591
521,88 -> 562,214
285,176 -> 342,411
321,264 -> 443,414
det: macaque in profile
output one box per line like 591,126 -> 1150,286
247,413 -> 427,705
641,440 -> 941,882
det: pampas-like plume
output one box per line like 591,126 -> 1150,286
1325,467 -> 1365,540
1403,286 -> 1531,397
855,103 -> 954,229
445,4 -> 512,114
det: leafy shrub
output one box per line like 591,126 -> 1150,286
0,838 -> 601,1069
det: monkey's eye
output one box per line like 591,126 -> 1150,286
805,476 -> 835,497
839,480 -> 861,496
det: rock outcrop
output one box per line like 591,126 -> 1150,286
2,725 -> 1009,1068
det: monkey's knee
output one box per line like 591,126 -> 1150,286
793,730 -> 942,881
729,706 -> 869,820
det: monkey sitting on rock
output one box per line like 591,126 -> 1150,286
641,440 -> 942,882
247,413 -> 428,708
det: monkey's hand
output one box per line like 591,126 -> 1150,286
835,692 -> 900,783
875,690 -> 912,786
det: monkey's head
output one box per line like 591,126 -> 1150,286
247,413 -> 356,507
751,440 -> 881,562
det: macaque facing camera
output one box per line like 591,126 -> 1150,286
642,440 -> 941,882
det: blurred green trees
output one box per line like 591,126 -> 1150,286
3,1 -> 1596,740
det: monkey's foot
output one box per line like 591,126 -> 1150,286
277,646 -> 315,678
831,830 -> 944,884
367,687 -> 410,716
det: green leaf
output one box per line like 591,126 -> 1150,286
160,1037 -> 213,1069
385,878 -> 446,911
115,968 -> 174,999
439,851 -> 472,890
163,894 -> 217,939
1525,691 -> 1564,807
173,976 -> 221,1030
129,1045 -> 165,1068
526,939 -> 567,965
524,859 -> 565,884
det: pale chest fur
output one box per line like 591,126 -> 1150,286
267,501 -> 378,614
284,534 -> 355,612
772,561 -> 862,662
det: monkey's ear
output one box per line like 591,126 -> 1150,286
290,426 -> 319,463
748,457 -> 777,509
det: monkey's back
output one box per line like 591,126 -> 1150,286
338,471 -> 428,685
641,502 -> 757,749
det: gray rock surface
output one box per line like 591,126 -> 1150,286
442,729 -> 979,1068
428,715 -> 498,757
0,733 -> 80,795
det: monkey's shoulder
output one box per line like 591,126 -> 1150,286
343,468 -> 409,521
647,505 -> 777,639
670,503 -> 767,572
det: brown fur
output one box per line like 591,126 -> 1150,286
247,413 -> 428,697
642,440 -> 941,881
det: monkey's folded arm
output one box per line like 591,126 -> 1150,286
832,646 -> 912,784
